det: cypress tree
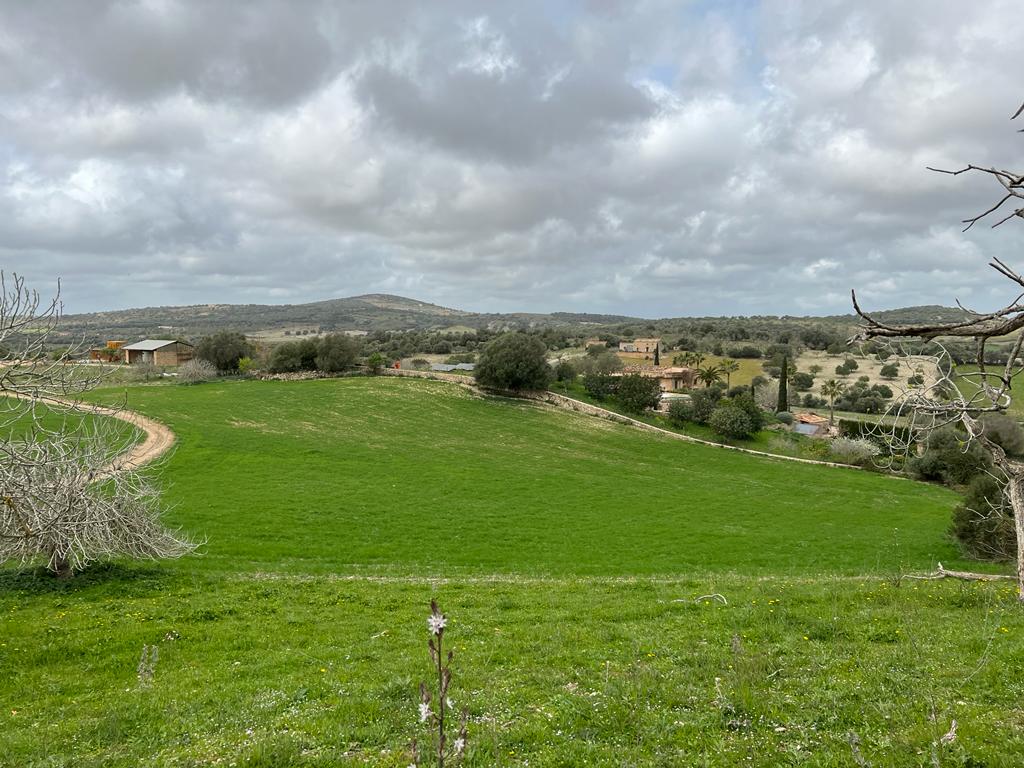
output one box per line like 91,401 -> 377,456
777,356 -> 788,412
654,342 -> 660,366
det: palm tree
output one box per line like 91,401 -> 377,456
696,364 -> 724,388
820,379 -> 845,426
720,359 -> 740,388
681,351 -> 706,370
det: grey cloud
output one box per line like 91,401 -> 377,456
1,0 -> 1023,318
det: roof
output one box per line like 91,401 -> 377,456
430,363 -> 475,372
795,412 -> 829,425
121,339 -> 190,351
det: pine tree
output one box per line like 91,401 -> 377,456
777,356 -> 789,412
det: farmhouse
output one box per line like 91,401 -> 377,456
618,337 -> 664,362
122,339 -> 194,367
617,365 -> 696,391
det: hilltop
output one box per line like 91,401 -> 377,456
54,292 -> 971,344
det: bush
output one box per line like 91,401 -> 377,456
614,373 -> 662,414
474,333 -> 553,391
177,358 -> 217,384
689,387 -> 724,424
708,404 -> 758,440
578,350 -> 622,375
237,356 -> 254,375
269,340 -> 317,373
667,399 -> 693,426
727,345 -> 762,359
980,413 -> 1024,457
828,437 -> 880,466
908,374 -> 925,387
950,474 -> 1017,561
879,363 -> 899,379
553,359 -> 577,383
196,332 -> 252,373
410,358 -> 431,371
907,428 -> 991,485
776,411 -> 794,425
317,334 -> 361,373
130,362 -> 159,382
583,372 -> 617,400
366,352 -> 386,374
791,371 -> 814,391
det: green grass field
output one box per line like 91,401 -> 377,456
2,377 -> 1022,767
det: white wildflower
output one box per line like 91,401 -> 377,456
940,719 -> 958,746
427,614 -> 447,635
453,737 -> 466,754
419,702 -> 431,723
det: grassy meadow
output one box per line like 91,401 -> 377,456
2,377 -> 1022,766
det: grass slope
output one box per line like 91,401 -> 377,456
94,377 -> 959,576
3,377 -> 1021,767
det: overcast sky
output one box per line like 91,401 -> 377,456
1,0 -> 1022,317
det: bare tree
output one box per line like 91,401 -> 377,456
0,274 -> 197,577
851,103 -> 1024,601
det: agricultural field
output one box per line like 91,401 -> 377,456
2,377 -> 1022,767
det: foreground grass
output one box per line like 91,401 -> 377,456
2,377 -> 1016,766
2,568 -> 1022,767
83,377 -> 966,575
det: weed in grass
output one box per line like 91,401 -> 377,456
413,600 -> 468,767
136,644 -> 158,687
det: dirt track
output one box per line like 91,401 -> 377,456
95,404 -> 176,471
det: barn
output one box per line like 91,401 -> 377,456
122,340 -> 194,367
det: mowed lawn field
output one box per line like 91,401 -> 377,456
2,377 -> 1023,767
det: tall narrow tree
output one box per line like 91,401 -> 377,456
776,356 -> 789,412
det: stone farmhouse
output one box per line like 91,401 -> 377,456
618,337 -> 665,363
121,339 -> 194,367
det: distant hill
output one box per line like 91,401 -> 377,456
53,294 -> 971,345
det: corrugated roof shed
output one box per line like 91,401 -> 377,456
121,339 -> 190,351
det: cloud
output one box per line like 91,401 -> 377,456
1,0 -> 1023,317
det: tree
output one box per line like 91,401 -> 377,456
820,379 -> 845,426
696,364 -> 723,388
196,331 -> 252,373
776,356 -> 789,412
791,371 -> 815,391
177,358 -> 217,384
880,363 -> 899,379
708,403 -> 758,440
852,102 -> 1024,599
0,274 -> 196,578
316,334 -> 361,373
553,359 -> 577,391
614,373 -> 662,414
720,359 -> 740,388
366,351 -> 386,374
474,332 -> 553,391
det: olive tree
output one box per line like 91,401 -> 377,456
0,275 -> 197,577
474,332 -> 553,391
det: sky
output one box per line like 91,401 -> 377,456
1,0 -> 1022,318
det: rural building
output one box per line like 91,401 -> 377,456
430,363 -> 475,372
618,337 -> 664,362
617,365 -> 695,391
583,337 -> 607,349
121,339 -> 194,367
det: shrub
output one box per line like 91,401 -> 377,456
980,413 -> 1024,457
950,474 -> 1017,561
667,399 -> 693,426
578,350 -> 622,375
583,372 -> 617,400
366,352 -> 386,374
177,358 -> 217,384
690,387 -> 723,424
727,345 -> 762,359
708,404 -> 758,440
317,334 -> 361,373
553,359 -> 577,383
130,362 -> 159,382
879,363 -> 899,379
776,411 -> 794,425
195,331 -> 252,372
791,371 -> 814,391
908,374 -> 925,387
410,358 -> 431,371
269,340 -> 316,373
907,428 -> 991,485
614,373 -> 662,414
829,437 -> 880,466
474,332 -> 553,391
237,356 -> 255,375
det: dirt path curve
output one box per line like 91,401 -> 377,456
22,395 -> 177,474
